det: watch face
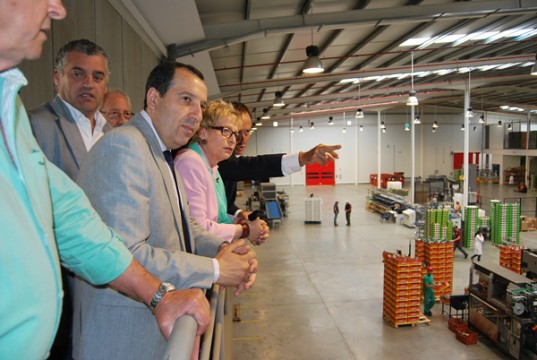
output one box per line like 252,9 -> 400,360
161,282 -> 175,291
151,282 -> 176,309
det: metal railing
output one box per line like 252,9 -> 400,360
163,284 -> 232,360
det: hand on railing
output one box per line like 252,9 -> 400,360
154,288 -> 210,339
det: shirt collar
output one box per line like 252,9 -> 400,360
58,95 -> 107,131
140,110 -> 167,152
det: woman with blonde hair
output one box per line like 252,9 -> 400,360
175,101 -> 269,244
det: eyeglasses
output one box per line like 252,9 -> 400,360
102,111 -> 134,119
208,126 -> 238,139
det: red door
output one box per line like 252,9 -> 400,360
306,161 -> 335,186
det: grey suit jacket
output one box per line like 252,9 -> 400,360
73,113 -> 223,360
28,94 -> 112,180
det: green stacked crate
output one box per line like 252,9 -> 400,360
490,201 -> 520,245
514,203 -> 520,243
464,206 -> 479,249
489,200 -> 501,245
425,209 -> 452,241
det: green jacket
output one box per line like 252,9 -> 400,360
0,68 -> 132,359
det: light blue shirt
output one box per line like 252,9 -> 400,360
0,68 -> 133,359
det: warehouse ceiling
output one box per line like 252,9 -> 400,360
121,0 -> 537,124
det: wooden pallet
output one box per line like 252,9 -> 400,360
383,314 -> 431,328
417,315 -> 431,326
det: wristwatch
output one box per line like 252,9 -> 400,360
149,282 -> 176,310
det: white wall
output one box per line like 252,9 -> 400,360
247,111 -> 486,185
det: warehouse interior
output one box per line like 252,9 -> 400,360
15,0 -> 537,359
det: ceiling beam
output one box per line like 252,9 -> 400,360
168,0 -> 537,58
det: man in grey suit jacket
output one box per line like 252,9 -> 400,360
28,39 -> 112,360
29,39 -> 111,180
73,61 -> 258,359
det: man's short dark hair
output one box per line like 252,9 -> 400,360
231,101 -> 252,119
144,61 -> 205,109
55,39 -> 110,72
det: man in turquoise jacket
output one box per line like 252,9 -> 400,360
0,1 -> 210,358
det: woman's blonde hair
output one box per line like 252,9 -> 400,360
192,100 -> 241,143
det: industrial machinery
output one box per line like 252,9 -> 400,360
468,262 -> 537,359
522,249 -> 537,280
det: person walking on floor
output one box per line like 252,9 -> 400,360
423,266 -> 436,317
471,229 -> 485,262
333,201 -> 339,226
345,202 -> 352,226
452,225 -> 468,258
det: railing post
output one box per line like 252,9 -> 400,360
162,315 -> 197,360
200,285 -> 220,360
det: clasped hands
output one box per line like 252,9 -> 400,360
216,239 -> 258,296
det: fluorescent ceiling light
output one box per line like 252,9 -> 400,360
406,90 -> 419,106
302,46 -> 324,74
273,91 -> 285,107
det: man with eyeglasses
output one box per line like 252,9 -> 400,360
28,38 -> 112,359
219,102 -> 342,220
101,89 -> 134,127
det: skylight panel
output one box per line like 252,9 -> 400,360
434,34 -> 466,43
495,62 -> 520,70
476,65 -> 499,71
339,78 -> 358,84
400,37 -> 430,47
514,29 -> 537,41
471,31 -> 500,40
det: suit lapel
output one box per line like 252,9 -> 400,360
175,173 -> 195,253
49,95 -> 88,168
130,115 -> 192,253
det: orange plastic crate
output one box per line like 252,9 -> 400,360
448,318 -> 466,333
455,328 -> 477,345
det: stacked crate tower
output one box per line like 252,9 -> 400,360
463,206 -> 480,249
499,245 -> 523,274
419,209 -> 454,299
382,251 -> 422,327
490,200 -> 520,245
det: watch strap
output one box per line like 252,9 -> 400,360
149,282 -> 176,310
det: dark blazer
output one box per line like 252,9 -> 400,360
218,153 -> 284,214
73,113 -> 221,359
28,95 -> 112,180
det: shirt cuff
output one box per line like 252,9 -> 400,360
212,258 -> 220,283
233,209 -> 242,218
281,153 -> 301,176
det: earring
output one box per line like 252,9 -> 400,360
200,138 -> 208,145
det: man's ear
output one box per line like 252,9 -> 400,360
146,88 -> 159,110
53,69 -> 61,90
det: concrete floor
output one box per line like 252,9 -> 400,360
232,184 -> 537,360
